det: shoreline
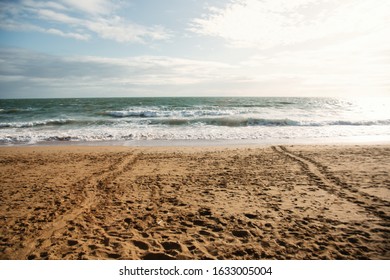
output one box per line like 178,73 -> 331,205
1,134 -> 390,148
1,144 -> 389,260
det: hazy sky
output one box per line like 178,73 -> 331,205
0,0 -> 389,98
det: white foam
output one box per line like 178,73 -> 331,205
1,123 -> 390,145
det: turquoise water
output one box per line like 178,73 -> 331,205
0,97 -> 389,145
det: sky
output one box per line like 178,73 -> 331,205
0,0 -> 389,98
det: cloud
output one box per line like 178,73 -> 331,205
84,18 -> 170,43
0,19 -> 90,40
190,0 -> 390,49
237,30 -> 390,97
36,7 -> 81,24
0,0 -> 172,43
60,0 -> 114,15
0,48 -> 237,97
1,45 -> 388,98
45,28 -> 90,40
187,0 -> 390,97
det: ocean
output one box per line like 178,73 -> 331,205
0,97 -> 389,145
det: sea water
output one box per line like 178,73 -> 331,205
0,97 -> 389,145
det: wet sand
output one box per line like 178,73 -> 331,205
0,145 -> 389,260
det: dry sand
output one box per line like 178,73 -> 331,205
0,144 -> 389,260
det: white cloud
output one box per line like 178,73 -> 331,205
60,0 -> 114,15
188,0 -> 390,97
21,0 -> 68,11
0,48 -> 247,97
0,0 -> 172,43
45,28 -> 90,40
191,0 -> 390,49
238,31 -> 390,97
36,8 -> 81,25
0,48 -> 234,91
1,45 -> 388,98
85,17 -> 171,43
1,1 -> 389,98
0,19 -> 90,41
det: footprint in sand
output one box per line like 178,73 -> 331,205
161,241 -> 182,252
67,240 -> 78,246
133,240 -> 149,250
232,230 -> 250,238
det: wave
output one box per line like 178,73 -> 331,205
149,117 -> 390,127
0,108 -> 35,114
0,119 -> 76,128
149,117 -> 301,127
2,123 -> 390,145
104,110 -> 158,118
328,120 -> 390,126
2,117 -> 389,129
103,108 -> 237,118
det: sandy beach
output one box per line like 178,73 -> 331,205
0,144 -> 389,260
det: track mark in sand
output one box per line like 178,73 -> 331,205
272,146 -> 390,221
15,152 -> 140,259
